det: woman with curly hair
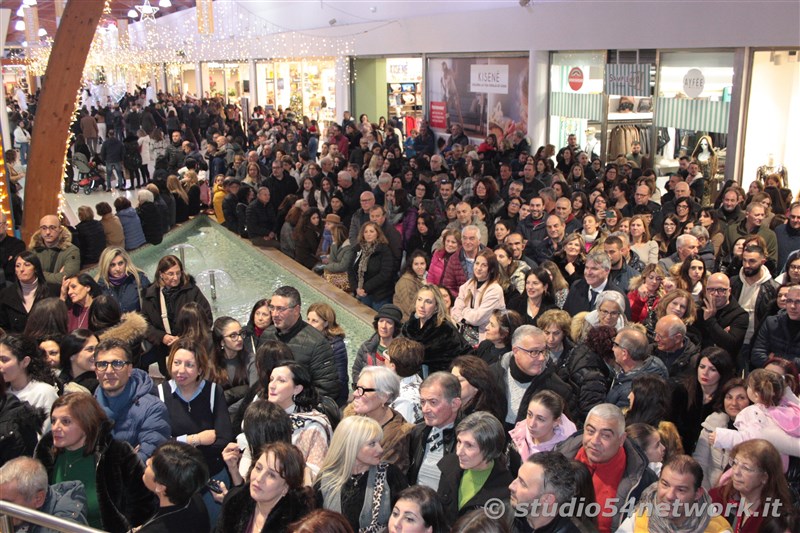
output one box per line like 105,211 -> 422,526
292,208 -> 323,270
627,264 -> 667,324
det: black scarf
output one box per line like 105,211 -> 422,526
509,356 -> 535,383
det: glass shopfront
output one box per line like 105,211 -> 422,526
201,62 -> 250,103
741,49 -> 799,193
654,50 -> 734,203
165,64 -> 198,97
255,59 -> 336,121
548,51 -> 606,159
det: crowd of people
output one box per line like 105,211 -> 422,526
1,87 -> 800,533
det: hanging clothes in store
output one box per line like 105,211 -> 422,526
607,124 -> 642,160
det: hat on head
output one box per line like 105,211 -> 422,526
373,304 -> 403,330
331,190 -> 345,203
324,214 -> 341,225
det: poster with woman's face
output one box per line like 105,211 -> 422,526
427,56 -> 528,141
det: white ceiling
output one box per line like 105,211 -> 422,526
165,0 -> 520,33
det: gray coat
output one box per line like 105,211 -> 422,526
606,356 -> 669,409
32,482 -> 89,533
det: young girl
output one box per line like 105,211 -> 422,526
625,423 -> 666,475
711,369 -> 800,471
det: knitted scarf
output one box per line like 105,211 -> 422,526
357,242 -> 377,290
635,483 -> 717,533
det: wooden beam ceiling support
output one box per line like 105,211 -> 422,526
21,0 -> 107,242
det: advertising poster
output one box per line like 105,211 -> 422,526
427,56 -> 529,141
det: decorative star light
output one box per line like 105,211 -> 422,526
135,0 -> 159,22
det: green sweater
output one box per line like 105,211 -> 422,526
54,449 -> 100,528
458,461 -> 494,509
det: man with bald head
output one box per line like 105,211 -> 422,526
29,215 -> 80,284
695,273 -> 749,356
348,191 -> 376,243
650,314 -> 700,379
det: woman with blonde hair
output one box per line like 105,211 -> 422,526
307,302 -> 348,405
167,174 -> 190,223
321,218 -> 354,293
629,215 -> 658,265
96,247 -> 150,313
552,232 -> 586,285
401,284 -> 469,373
627,264 -> 667,324
451,249 -> 506,346
314,416 -> 408,532
181,170 -> 202,217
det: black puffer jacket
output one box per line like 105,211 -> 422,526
258,319 -> 339,400
0,281 -> 60,333
348,243 -> 395,302
140,280 -> 212,346
75,219 -> 107,267
35,424 -> 157,533
136,202 -> 164,245
0,393 -> 46,466
750,310 -> 800,369
400,315 -> 470,373
554,338 -> 612,426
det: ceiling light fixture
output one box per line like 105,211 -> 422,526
135,0 -> 159,21
16,5 -> 26,17
14,20 -> 25,31
159,0 -> 172,7
38,27 -> 47,36
22,0 -> 37,6
127,8 -> 138,17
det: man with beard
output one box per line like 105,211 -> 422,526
729,244 -> 778,369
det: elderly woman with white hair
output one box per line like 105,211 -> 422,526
345,366 -> 414,473
136,189 -> 164,245
570,290 -> 628,344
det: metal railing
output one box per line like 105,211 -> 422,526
0,501 -> 105,533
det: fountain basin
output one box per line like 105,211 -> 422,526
114,216 -> 375,364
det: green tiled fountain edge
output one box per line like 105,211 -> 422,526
99,216 -> 373,366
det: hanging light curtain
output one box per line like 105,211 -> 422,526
197,0 -> 214,34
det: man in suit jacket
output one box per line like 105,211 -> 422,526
563,250 -> 631,318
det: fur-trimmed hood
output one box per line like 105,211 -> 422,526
98,311 -> 148,344
29,226 -> 74,251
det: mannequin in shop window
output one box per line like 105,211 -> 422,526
691,135 -> 720,206
756,153 -> 789,188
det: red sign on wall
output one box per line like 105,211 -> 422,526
568,67 -> 584,91
429,101 -> 447,129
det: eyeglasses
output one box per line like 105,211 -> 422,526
729,459 -> 761,474
784,299 -> 800,307
224,331 -> 244,340
95,360 -> 132,371
515,346 -> 547,359
612,341 -> 625,350
598,309 -> 621,318
788,265 -> 800,272
654,332 -> 679,341
352,385 -> 377,396
39,225 -> 60,232
706,287 -> 728,294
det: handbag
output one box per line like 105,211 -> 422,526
359,463 -> 387,533
458,320 -> 481,348
323,270 -> 351,293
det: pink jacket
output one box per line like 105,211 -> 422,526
509,414 -> 577,462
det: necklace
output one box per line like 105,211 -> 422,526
75,305 -> 90,329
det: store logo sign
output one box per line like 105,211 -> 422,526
683,68 -> 705,98
606,64 -> 650,96
470,64 -> 509,94
568,67 -> 584,91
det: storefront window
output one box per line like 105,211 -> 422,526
165,64 -> 197,97
386,57 -> 423,134
254,60 -> 335,121
549,51 -> 605,158
201,62 -> 249,103
741,50 -> 799,193
604,51 -> 655,166
655,50 -> 734,203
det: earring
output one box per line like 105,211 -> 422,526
291,394 -> 296,402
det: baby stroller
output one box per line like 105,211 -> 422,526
72,152 -> 105,195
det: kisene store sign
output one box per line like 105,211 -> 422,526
470,64 -> 510,94
606,64 -> 651,96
